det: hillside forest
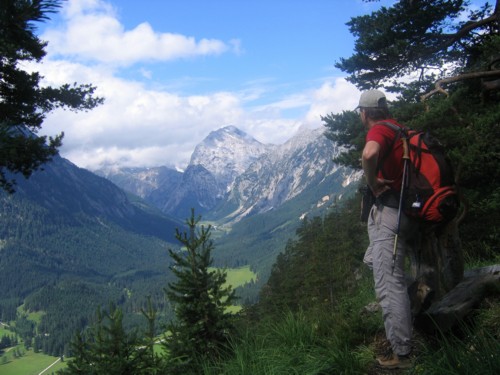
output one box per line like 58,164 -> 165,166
1,0 -> 500,374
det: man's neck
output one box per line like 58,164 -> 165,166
366,118 -> 379,129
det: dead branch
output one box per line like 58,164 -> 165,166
483,78 -> 500,91
415,264 -> 500,333
421,70 -> 500,102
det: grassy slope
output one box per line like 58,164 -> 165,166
0,347 -> 67,375
201,268 -> 500,375
223,266 -> 257,289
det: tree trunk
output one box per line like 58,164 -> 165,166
408,218 -> 464,304
414,264 -> 500,333
406,218 -> 464,321
407,218 -> 500,333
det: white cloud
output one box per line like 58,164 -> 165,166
38,59 -> 245,170
62,0 -> 114,18
235,78 -> 361,145
305,78 -> 360,125
44,0 -> 235,65
34,0 -> 363,171
243,118 -> 304,146
139,68 -> 152,79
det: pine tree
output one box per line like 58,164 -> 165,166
0,0 -> 104,193
64,331 -> 93,375
140,296 -> 163,373
63,305 -> 153,375
259,197 -> 367,317
164,209 -> 237,373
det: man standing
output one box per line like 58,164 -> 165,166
358,89 -> 413,369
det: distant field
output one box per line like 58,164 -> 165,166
0,326 -> 11,336
0,348 -> 67,375
27,311 -> 45,324
211,265 -> 257,289
216,265 -> 257,314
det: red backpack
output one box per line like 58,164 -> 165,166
380,122 -> 459,223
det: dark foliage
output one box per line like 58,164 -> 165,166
337,0 -> 498,90
258,195 -> 368,317
61,304 -> 161,375
0,191 -> 178,356
0,0 -> 104,192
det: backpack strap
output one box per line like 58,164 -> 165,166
373,121 -> 407,176
376,121 -> 407,138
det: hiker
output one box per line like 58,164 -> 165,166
358,89 -> 415,369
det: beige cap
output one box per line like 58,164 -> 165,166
356,89 -> 388,109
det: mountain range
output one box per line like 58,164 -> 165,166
96,125 -> 361,224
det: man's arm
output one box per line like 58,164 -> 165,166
362,140 -> 392,197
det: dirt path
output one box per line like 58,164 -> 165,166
38,357 -> 61,375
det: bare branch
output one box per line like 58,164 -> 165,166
421,69 -> 500,101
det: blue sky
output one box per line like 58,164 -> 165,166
35,0 -> 400,170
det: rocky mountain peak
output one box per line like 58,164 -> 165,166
219,126 -> 350,222
189,125 -> 270,190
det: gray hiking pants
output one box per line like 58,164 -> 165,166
363,204 -> 413,356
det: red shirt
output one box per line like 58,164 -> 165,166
366,119 -> 405,192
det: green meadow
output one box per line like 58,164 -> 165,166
221,265 -> 257,313
203,265 -> 258,314
0,326 -> 11,337
207,265 -> 256,290
0,348 -> 67,375
223,265 -> 257,288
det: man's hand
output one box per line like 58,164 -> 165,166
369,177 -> 393,197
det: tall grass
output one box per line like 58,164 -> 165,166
199,268 -> 500,375
410,326 -> 500,374
201,310 -> 370,375
409,293 -> 500,375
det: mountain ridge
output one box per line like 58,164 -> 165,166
0,151 -> 185,354
96,125 -> 361,224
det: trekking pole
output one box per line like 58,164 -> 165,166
392,134 -> 410,274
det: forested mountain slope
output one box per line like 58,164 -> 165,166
212,167 -> 359,303
0,154 -> 182,355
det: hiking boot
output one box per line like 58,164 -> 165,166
376,351 -> 412,369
